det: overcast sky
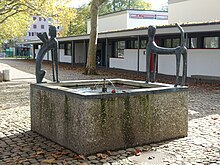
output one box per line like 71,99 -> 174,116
69,0 -> 168,10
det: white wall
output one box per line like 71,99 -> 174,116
169,0 -> 220,23
87,11 -> 127,34
87,10 -> 168,34
110,48 -> 220,77
75,43 -> 86,63
59,49 -> 72,63
188,49 -> 220,77
110,49 -> 146,71
158,49 -> 220,77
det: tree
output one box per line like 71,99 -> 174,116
84,0 -> 151,75
53,7 -> 77,37
99,0 -> 152,14
161,2 -> 168,11
66,5 -> 90,36
85,0 -> 107,75
0,0 -> 73,42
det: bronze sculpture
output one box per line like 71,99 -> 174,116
146,23 -> 187,87
36,25 -> 59,83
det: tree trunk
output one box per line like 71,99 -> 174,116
85,0 -> 106,75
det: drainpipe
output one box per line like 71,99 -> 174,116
83,40 -> 86,66
105,38 -> 108,69
137,35 -> 140,73
71,40 -> 75,65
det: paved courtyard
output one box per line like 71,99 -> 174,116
0,59 -> 220,165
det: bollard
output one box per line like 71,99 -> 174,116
3,69 -> 11,81
0,71 -> 3,82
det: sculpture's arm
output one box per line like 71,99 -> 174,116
37,32 -> 48,44
176,23 -> 185,47
42,32 -> 49,41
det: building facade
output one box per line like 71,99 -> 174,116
87,9 -> 168,33
22,8 -> 220,79
168,0 -> 220,23
26,21 -> 220,78
23,16 -> 52,41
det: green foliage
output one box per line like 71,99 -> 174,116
161,2 -> 168,11
0,13 -> 31,43
99,0 -> 152,14
65,0 -> 152,36
66,5 -> 90,36
0,0 -> 73,41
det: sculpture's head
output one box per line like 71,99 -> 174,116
148,25 -> 156,38
49,25 -> 57,38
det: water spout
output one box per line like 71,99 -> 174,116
102,78 -> 107,93
90,78 -> 117,93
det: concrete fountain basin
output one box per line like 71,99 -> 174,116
30,78 -> 188,155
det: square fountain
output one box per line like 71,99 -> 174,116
30,78 -> 188,155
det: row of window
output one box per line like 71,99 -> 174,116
33,24 -> 45,29
33,16 -> 50,22
28,32 -> 39,36
113,36 -> 220,58
28,32 -> 48,37
33,35 -> 220,58
163,37 -> 220,49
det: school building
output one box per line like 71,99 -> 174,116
23,4 -> 220,78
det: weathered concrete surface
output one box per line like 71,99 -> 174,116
30,81 -> 188,155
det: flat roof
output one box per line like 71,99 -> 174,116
20,21 -> 220,44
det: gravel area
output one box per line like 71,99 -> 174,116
0,58 -> 220,164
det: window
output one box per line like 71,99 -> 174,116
39,17 -> 42,21
32,32 -> 34,36
34,44 -> 38,49
140,40 -> 147,49
163,38 -> 181,48
48,18 -> 52,23
41,25 -> 44,29
64,43 -> 71,55
33,24 -> 37,29
115,41 -> 125,58
163,39 -> 172,48
203,37 -> 218,48
59,43 -> 64,49
127,40 -> 138,49
33,17 -> 36,21
189,38 -> 197,48
28,32 -> 31,36
172,38 -> 180,47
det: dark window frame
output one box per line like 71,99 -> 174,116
60,42 -> 71,56
114,40 -> 125,58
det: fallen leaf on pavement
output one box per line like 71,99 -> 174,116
36,151 -> 45,155
97,153 -> 107,159
42,158 -> 56,164
73,154 -> 86,160
106,150 -> 112,155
